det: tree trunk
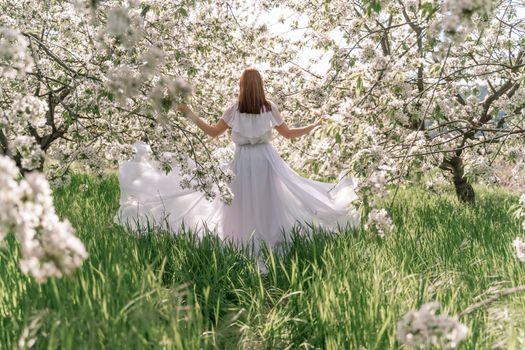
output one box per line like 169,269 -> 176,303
439,155 -> 476,203
453,173 -> 475,203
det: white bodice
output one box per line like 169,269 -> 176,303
220,101 -> 284,145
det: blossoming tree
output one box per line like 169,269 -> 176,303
269,0 -> 525,203
3,0 -> 311,198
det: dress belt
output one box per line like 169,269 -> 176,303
236,142 -> 269,147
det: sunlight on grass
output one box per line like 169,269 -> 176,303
1,174 -> 524,349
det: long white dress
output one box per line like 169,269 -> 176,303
114,101 -> 360,249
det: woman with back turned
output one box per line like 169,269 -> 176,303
114,68 -> 360,252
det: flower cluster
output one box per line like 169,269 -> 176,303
349,125 -> 397,209
464,154 -> 500,185
513,194 -> 525,262
103,6 -> 143,48
512,237 -> 525,263
396,302 -> 468,349
427,0 -> 495,49
148,77 -> 193,115
105,65 -> 142,100
0,27 -> 34,78
1,95 -> 51,171
8,95 -> 49,131
365,208 -> 394,238
0,156 -> 88,282
9,135 -> 45,171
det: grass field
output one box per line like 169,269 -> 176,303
1,174 -> 525,349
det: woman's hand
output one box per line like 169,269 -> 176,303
177,103 -> 192,114
177,104 -> 198,122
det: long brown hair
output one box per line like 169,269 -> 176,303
238,68 -> 272,114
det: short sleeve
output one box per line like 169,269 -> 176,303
220,102 -> 238,127
269,101 -> 284,126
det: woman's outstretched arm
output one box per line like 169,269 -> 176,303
275,118 -> 326,139
177,104 -> 229,138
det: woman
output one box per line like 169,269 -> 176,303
114,68 -> 359,250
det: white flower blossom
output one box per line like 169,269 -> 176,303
104,6 -> 143,47
0,27 -> 34,78
9,135 -> 45,171
513,237 -> 525,263
365,208 -> 394,238
396,302 -> 468,349
106,65 -> 142,99
9,95 -> 48,126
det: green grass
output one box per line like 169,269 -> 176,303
1,174 -> 525,349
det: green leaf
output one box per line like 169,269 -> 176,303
63,111 -> 74,124
372,1 -> 381,13
356,76 -> 363,96
420,2 -> 437,18
429,63 -> 441,75
161,96 -> 173,112
99,90 -> 114,102
178,7 -> 189,17
92,105 -> 101,117
364,0 -> 381,16
140,4 -> 151,17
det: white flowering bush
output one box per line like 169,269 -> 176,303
396,302 -> 468,349
0,156 -> 87,282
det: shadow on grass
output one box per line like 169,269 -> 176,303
32,173 -> 523,349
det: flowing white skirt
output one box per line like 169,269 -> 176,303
114,142 -> 360,248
